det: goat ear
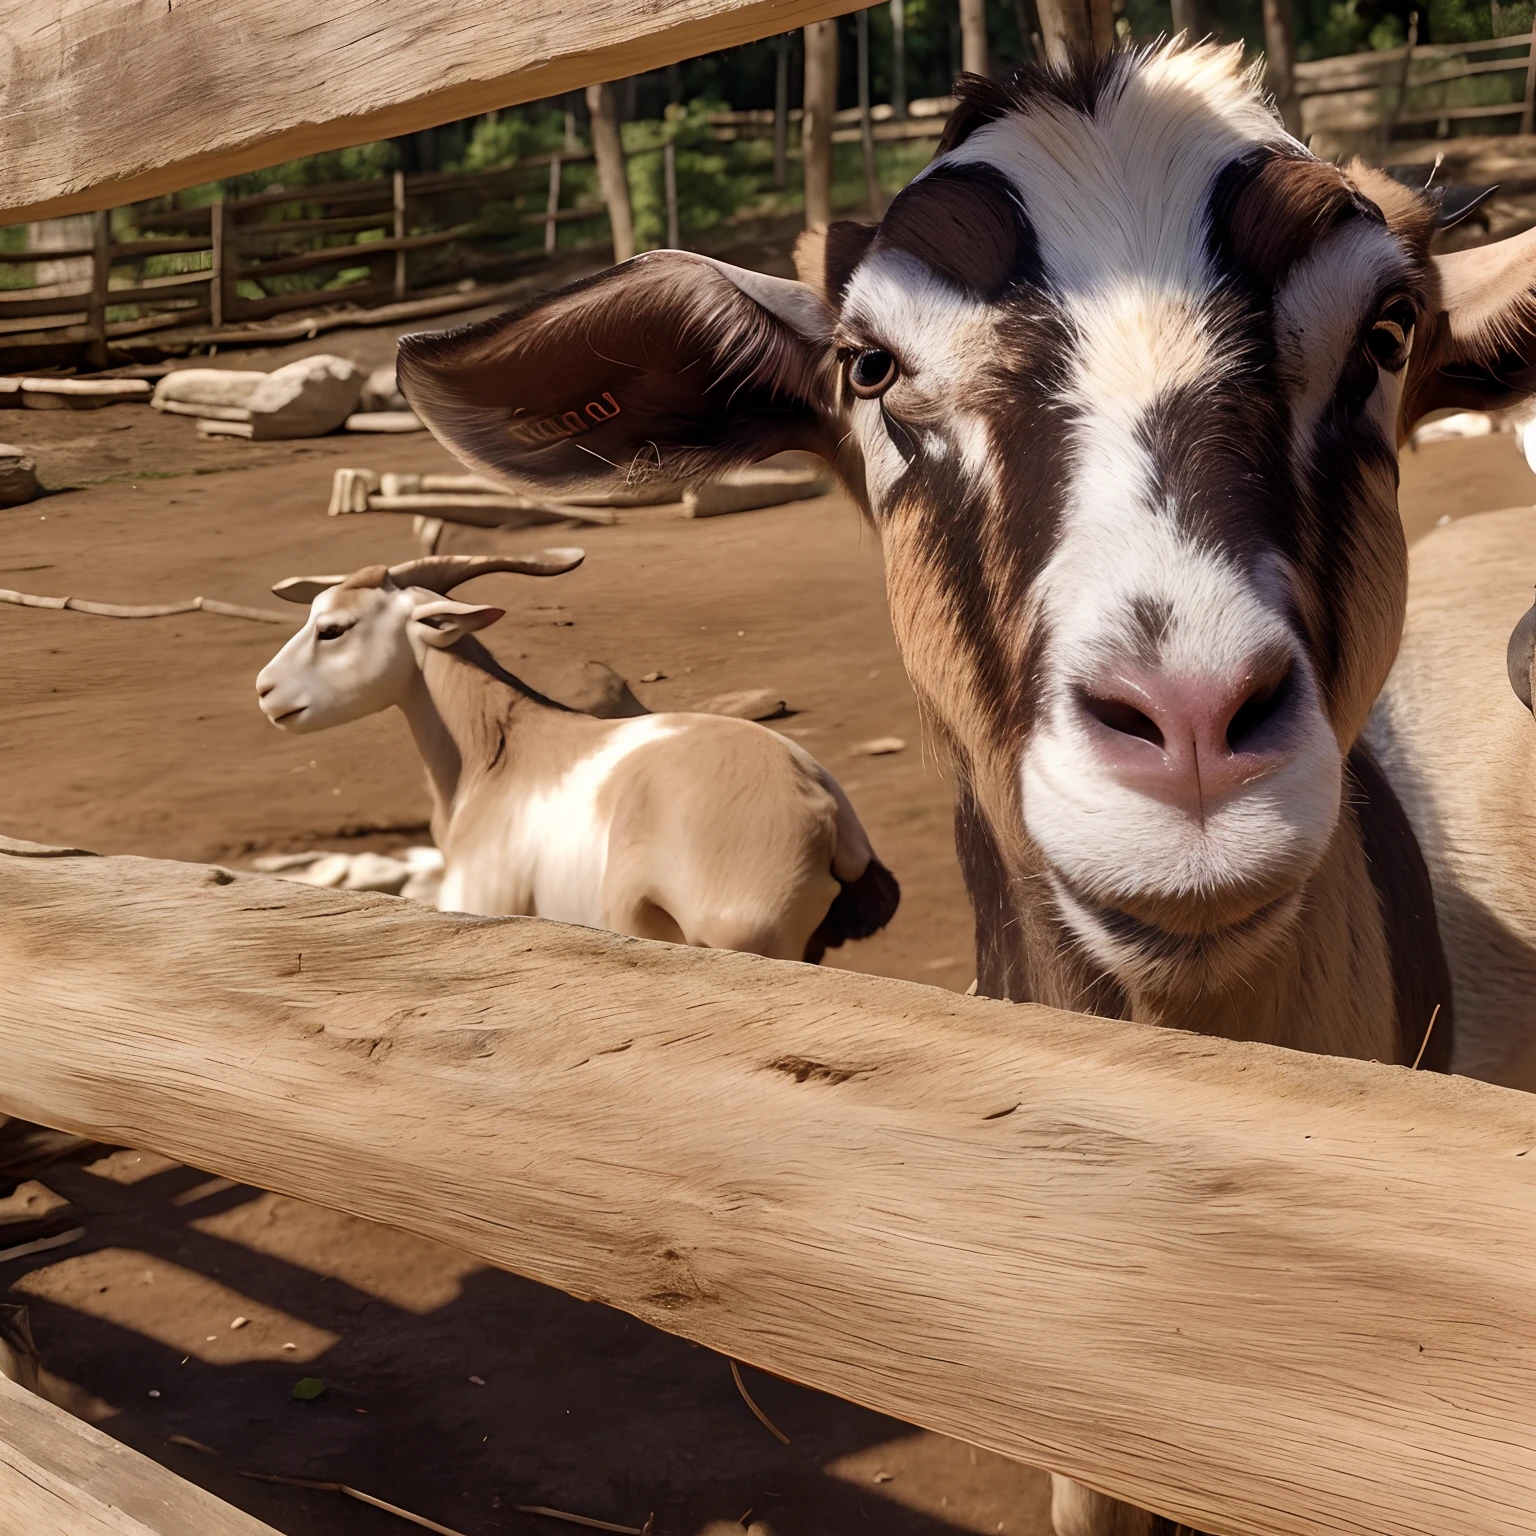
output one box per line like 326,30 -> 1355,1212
395,251 -> 835,503
408,598 -> 506,648
273,575 -> 345,604
1408,225 -> 1536,421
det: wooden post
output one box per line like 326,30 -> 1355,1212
891,0 -> 907,117
210,197 -> 233,329
1384,10 -> 1417,158
961,0 -> 990,77
857,7 -> 880,211
803,18 -> 838,232
0,1371 -> 280,1536
1035,0 -> 1094,62
586,80 -> 635,263
663,139 -> 680,248
85,208 -> 110,368
1521,24 -> 1536,133
0,843 -> 1535,1536
544,153 -> 563,255
392,168 -> 408,300
1262,0 -> 1301,135
773,34 -> 790,187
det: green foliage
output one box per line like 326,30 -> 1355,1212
453,110 -> 567,172
623,102 -> 757,250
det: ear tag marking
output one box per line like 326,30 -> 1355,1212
509,391 -> 622,447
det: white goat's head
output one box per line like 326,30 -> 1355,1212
255,550 -> 584,733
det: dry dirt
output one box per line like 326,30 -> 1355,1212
1,324 -> 1531,1536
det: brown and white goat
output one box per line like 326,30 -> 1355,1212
1368,503 -> 1536,1092
256,552 -> 898,963
393,43 -> 1536,1533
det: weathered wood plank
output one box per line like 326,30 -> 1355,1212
0,1373 -> 279,1536
0,0 -> 868,225
0,842 -> 1532,1536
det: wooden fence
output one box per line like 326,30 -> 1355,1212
1298,28 -> 1536,145
0,838 -> 1533,1536
0,154 -> 609,357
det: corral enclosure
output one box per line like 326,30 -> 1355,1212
5,2 -> 1536,1534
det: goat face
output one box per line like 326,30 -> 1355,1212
256,566 -> 504,733
396,44 -> 1534,1003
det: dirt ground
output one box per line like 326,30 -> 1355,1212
2,317 -> 1533,1536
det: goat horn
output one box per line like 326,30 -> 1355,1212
387,549 -> 586,593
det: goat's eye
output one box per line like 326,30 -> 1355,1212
848,348 -> 898,399
1367,300 -> 1415,371
316,622 -> 348,642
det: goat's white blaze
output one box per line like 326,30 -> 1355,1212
438,714 -> 681,923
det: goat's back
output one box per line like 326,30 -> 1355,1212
1367,504 -> 1536,1089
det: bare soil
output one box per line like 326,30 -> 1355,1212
1,324 -> 1530,1536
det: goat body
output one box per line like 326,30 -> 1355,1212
1368,504 -> 1536,1091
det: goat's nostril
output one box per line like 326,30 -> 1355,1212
1080,691 -> 1165,748
1225,666 -> 1293,752
256,679 -> 274,698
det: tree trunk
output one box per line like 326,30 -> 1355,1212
1170,0 -> 1203,39
803,19 -> 838,233
1262,0 -> 1302,135
1034,0 -> 1094,63
586,80 -> 635,263
1089,0 -> 1115,51
891,0 -> 908,117
857,8 -> 881,210
960,0 -> 990,77
773,34 -> 790,187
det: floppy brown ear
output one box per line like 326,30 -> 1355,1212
396,252 -> 835,501
272,576 -> 345,604
1407,224 -> 1536,421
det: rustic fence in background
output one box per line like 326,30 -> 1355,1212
0,152 -> 606,360
1298,27 -> 1536,146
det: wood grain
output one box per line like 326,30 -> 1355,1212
0,841 -> 1533,1536
0,1373 -> 279,1535
0,0 -> 867,224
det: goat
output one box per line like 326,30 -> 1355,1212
256,552 -> 898,964
1367,504 -> 1536,1092
391,41 -> 1536,1535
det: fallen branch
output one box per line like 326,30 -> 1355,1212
729,1358 -> 791,1445
514,1504 -> 651,1535
0,588 -> 292,623
240,1470 -> 471,1536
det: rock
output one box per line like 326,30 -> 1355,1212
0,446 -> 39,507
360,365 -> 408,412
851,735 -> 906,755
640,670 -> 665,683
152,369 -> 266,414
698,687 -> 789,720
245,354 -> 361,439
516,655 -> 649,719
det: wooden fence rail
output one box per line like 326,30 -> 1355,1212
0,155 -> 609,356
0,838 -> 1533,1536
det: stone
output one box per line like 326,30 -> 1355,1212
698,687 -> 789,721
245,354 -> 361,439
0,446 -> 39,507
359,364 -> 408,412
851,735 -> 906,755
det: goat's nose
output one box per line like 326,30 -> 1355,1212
1075,656 -> 1296,818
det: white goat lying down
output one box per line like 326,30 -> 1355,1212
256,551 -> 899,962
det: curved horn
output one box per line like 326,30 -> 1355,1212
387,549 -> 586,594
